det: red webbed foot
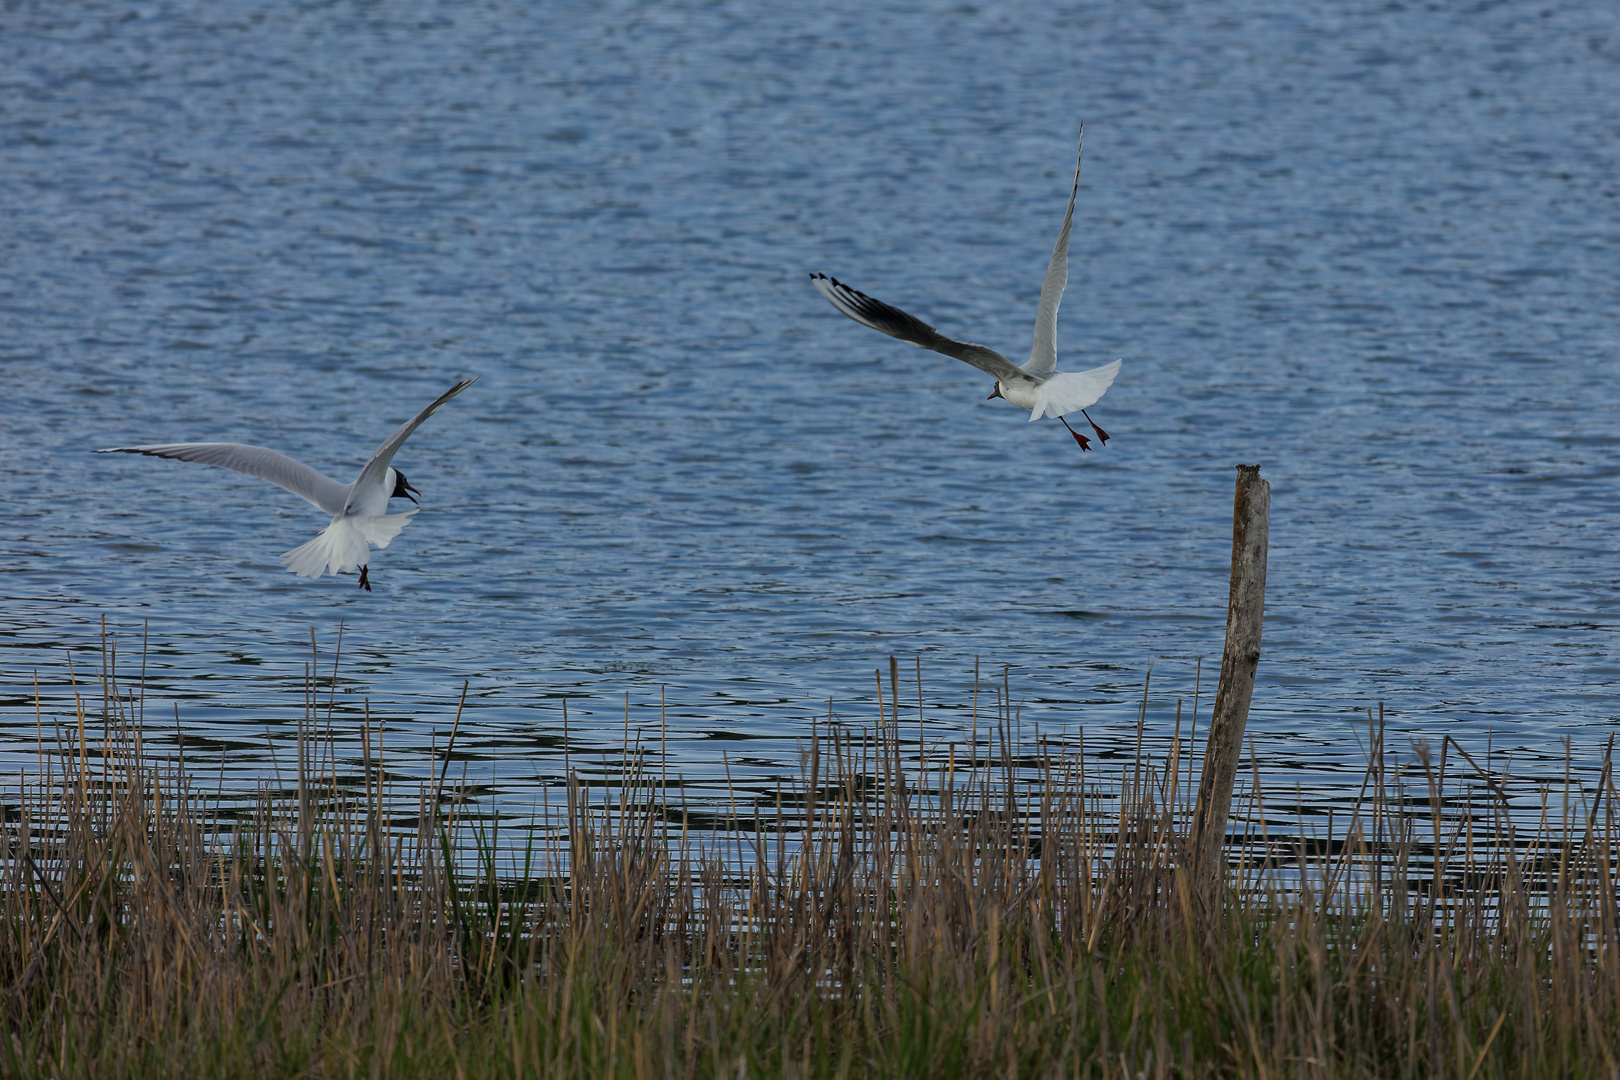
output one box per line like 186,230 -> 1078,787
1059,415 -> 1093,451
1081,409 -> 1110,446
358,566 -> 372,592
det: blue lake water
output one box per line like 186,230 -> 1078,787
2,0 -> 1617,815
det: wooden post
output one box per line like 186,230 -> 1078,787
1189,464 -> 1270,911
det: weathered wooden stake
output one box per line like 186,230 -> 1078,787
1189,464 -> 1270,911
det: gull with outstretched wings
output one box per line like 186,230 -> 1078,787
811,131 -> 1121,450
98,377 -> 477,590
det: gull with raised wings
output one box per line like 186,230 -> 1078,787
810,131 -> 1120,450
98,377 -> 477,590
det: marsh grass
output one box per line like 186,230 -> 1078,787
4,648 -> 1619,1079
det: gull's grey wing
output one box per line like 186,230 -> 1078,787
96,443 -> 350,515
1024,129 -> 1083,377
345,377 -> 478,512
809,273 -> 1037,387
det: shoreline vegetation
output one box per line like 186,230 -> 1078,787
4,651 -> 1619,1079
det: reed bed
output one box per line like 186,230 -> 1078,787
4,653 -> 1620,1079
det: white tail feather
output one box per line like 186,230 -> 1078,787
280,509 -> 418,579
359,508 -> 417,549
1030,359 -> 1123,421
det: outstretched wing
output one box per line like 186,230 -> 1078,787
809,273 -> 1038,387
96,443 -> 350,515
1024,129 -> 1083,377
345,377 -> 478,514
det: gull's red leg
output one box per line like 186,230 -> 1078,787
1081,409 -> 1110,446
358,565 -> 372,592
1059,415 -> 1093,451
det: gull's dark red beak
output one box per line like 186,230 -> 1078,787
987,384 -> 1003,400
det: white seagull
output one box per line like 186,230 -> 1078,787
810,130 -> 1121,450
97,377 -> 477,591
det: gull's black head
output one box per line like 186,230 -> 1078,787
391,470 -> 421,505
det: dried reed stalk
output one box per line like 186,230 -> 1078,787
3,648 -> 1618,1078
